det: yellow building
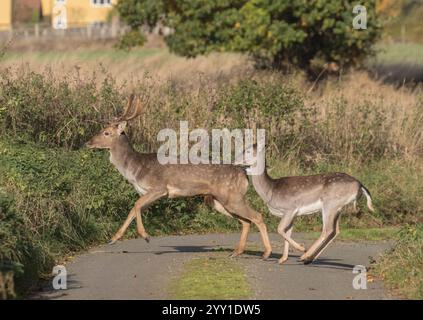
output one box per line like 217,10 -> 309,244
0,1 -> 117,30
42,0 -> 118,29
41,0 -> 53,18
0,0 -> 12,30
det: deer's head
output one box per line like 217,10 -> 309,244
85,94 -> 143,149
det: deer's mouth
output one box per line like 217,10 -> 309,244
85,140 -> 102,149
85,140 -> 94,148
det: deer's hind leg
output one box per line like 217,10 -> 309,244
299,206 -> 341,264
223,198 -> 272,260
211,199 -> 251,258
310,212 -> 341,262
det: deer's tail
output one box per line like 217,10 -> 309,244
360,184 -> 375,212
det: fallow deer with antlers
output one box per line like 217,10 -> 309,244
85,95 -> 272,259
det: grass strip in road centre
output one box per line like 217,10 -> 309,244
169,254 -> 251,299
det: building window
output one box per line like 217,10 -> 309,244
91,0 -> 112,6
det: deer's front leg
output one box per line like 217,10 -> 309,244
278,227 -> 292,264
109,209 -> 136,245
277,211 -> 305,254
109,189 -> 168,244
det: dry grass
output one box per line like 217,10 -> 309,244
2,40 -> 422,163
305,71 -> 423,164
1,44 -> 250,86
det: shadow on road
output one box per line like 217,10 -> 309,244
156,245 -> 217,254
30,273 -> 81,300
115,245 -> 354,270
307,259 -> 356,270
158,246 -> 357,270
157,246 -> 282,260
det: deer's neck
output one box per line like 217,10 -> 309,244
251,167 -> 274,204
109,135 -> 142,180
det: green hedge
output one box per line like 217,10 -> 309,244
117,0 -> 380,71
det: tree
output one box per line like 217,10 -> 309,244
116,0 -> 381,72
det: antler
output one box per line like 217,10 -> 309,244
117,94 -> 144,122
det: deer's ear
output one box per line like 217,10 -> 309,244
117,121 -> 127,134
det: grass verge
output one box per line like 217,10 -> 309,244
373,224 -> 423,299
305,227 -> 400,242
169,254 -> 251,299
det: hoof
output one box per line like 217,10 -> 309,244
229,251 -> 242,258
108,239 -> 117,245
278,257 -> 288,264
138,232 -> 151,243
299,254 -> 313,264
299,254 -> 307,262
262,251 -> 271,260
296,245 -> 306,253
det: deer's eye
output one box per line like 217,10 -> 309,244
104,132 -> 110,136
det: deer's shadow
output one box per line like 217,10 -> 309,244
153,245 -> 356,270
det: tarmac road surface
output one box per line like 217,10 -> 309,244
32,233 -> 394,300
